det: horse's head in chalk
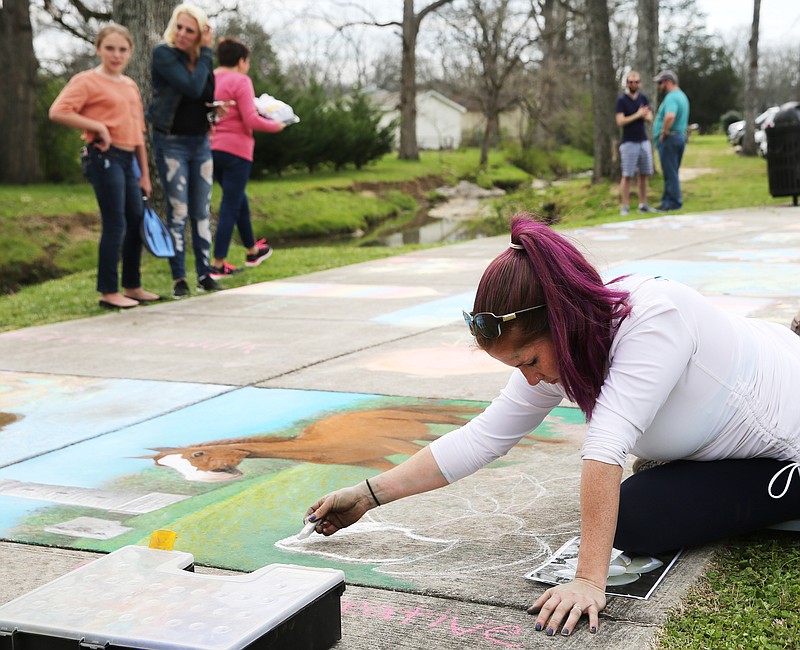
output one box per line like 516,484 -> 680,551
144,405 -> 487,482
148,446 -> 248,482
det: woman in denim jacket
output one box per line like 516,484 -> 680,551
147,3 -> 220,299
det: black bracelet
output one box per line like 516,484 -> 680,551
365,478 -> 381,506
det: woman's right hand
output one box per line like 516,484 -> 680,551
305,482 -> 376,536
201,24 -> 214,48
93,125 -> 112,151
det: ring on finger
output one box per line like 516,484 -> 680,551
572,605 -> 583,615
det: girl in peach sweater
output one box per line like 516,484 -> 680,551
49,23 -> 160,309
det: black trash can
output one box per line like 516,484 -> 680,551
766,101 -> 800,206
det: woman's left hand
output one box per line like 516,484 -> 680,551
527,577 -> 606,636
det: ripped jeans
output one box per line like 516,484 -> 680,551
152,131 -> 213,280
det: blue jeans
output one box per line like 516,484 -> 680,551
212,150 -> 255,260
81,145 -> 144,294
152,131 -> 213,280
656,133 -> 686,210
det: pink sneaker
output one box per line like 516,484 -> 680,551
209,261 -> 242,280
246,239 -> 273,267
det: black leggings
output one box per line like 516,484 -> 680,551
615,459 -> 800,554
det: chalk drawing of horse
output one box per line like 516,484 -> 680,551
148,405 -> 481,482
0,412 -> 21,430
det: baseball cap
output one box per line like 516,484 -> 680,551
653,70 -> 678,84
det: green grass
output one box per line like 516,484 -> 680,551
0,183 -> 97,218
551,145 -> 595,175
252,189 -> 399,240
0,148 -> 527,291
0,243 -> 431,332
246,147 -> 520,192
3,147 -> 532,327
472,134 -> 787,237
657,533 -> 800,649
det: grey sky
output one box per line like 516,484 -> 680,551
33,0 -> 799,74
697,0 -> 800,42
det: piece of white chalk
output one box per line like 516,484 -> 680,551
297,520 -> 317,540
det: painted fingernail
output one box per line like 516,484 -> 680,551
546,627 -> 554,636
534,623 -> 542,631
562,628 -> 570,636
308,515 -> 317,522
591,626 -> 598,633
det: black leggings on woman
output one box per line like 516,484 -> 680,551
615,459 -> 800,554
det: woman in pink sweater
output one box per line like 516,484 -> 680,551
209,37 -> 283,279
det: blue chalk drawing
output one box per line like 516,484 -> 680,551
602,260 -> 800,297
372,291 -> 476,328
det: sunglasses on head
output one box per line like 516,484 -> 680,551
462,305 -> 546,339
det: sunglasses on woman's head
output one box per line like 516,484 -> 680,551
462,305 -> 546,339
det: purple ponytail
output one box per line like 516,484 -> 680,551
473,214 -> 631,419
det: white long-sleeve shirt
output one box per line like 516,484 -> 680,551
430,275 -> 800,483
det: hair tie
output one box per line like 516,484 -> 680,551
509,242 -> 524,250
365,478 -> 381,506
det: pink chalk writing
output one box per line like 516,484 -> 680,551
341,598 -> 523,647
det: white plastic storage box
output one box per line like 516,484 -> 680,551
0,546 -> 345,650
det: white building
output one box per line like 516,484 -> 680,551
368,89 -> 467,150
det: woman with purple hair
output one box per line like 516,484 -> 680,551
305,213 -> 800,637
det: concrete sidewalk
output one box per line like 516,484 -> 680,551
1,205 -> 799,649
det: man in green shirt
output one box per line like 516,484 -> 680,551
652,70 -> 690,210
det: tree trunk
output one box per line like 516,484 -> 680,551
398,0 -> 420,160
741,0 -> 761,157
112,0 -> 174,108
112,0 -> 174,204
587,0 -> 617,182
635,0 -> 658,104
537,0 -> 568,149
480,106 -> 500,167
0,0 -> 41,183
397,0 -> 455,160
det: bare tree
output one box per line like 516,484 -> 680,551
445,0 -> 536,166
40,0 -> 109,42
399,0 -> 457,159
526,0 -> 568,149
331,0 -> 455,160
112,0 -> 174,107
758,44 -> 800,107
741,0 -> 761,157
635,0 -> 658,102
0,0 -> 42,183
368,49 -> 403,92
587,0 -> 617,181
40,0 -> 229,100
